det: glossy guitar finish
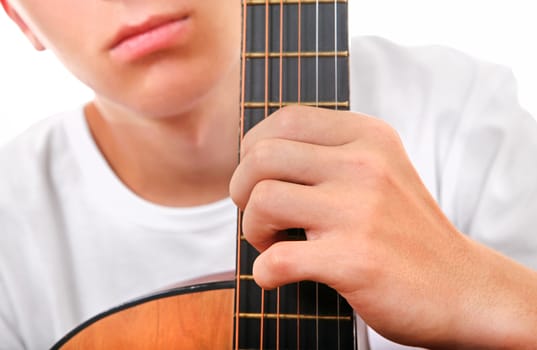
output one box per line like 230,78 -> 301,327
52,279 -> 235,350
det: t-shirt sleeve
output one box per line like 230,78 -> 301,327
0,280 -> 24,349
440,67 -> 537,270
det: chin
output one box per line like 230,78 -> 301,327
113,69 -> 220,119
122,90 -> 207,119
91,84 -> 205,121
91,50 -> 238,120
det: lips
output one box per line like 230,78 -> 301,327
108,14 -> 191,62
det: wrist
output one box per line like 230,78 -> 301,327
443,236 -> 537,349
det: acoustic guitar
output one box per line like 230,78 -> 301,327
52,0 -> 357,348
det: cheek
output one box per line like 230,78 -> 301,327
21,0 -> 242,117
16,0 -> 105,52
198,0 -> 242,54
15,0 -> 112,94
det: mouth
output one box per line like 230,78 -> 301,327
108,14 -> 192,62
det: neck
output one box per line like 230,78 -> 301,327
85,63 -> 240,207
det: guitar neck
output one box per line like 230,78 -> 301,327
236,0 -> 354,348
242,0 -> 350,129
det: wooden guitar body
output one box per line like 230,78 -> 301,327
52,277 -> 235,349
52,272 -> 357,349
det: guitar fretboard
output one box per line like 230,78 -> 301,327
236,0 -> 354,349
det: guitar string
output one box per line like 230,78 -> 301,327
260,0 -> 271,348
333,1 -> 341,349
276,0 -> 284,348
239,2 -> 348,349
235,1 -> 249,348
239,2 -> 350,348
315,0 -> 320,349
264,0 -> 270,121
296,0 -> 302,348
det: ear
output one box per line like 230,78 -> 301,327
1,0 -> 46,51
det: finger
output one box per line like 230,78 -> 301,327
252,239 -> 347,291
230,138 -> 336,210
241,105 -> 371,158
241,179 -> 332,252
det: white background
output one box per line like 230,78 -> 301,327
1,1 -> 536,145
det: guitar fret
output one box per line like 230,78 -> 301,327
245,1 -> 349,53
247,0 -> 347,5
238,313 -> 352,321
246,50 -> 349,58
237,0 -> 355,347
243,101 -> 349,108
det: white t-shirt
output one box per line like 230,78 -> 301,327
1,36 -> 537,350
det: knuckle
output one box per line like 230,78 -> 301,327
273,105 -> 301,132
240,213 -> 258,246
229,168 -> 253,211
248,139 -> 275,167
367,158 -> 392,187
247,179 -> 276,216
368,118 -> 403,149
341,149 -> 390,182
228,174 -> 242,206
240,132 -> 254,158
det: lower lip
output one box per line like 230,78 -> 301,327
110,18 -> 190,62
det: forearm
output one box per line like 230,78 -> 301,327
441,236 -> 537,350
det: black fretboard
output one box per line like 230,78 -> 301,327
235,1 -> 354,349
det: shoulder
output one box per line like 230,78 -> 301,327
349,35 -> 514,121
349,36 -> 523,158
0,108 -> 79,178
350,35 -> 513,84
348,37 -> 537,211
0,107 -> 84,224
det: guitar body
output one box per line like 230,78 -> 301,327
52,279 -> 235,349
52,274 -> 357,350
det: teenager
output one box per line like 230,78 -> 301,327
1,0 -> 537,348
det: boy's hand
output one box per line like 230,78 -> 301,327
229,105 -> 537,348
